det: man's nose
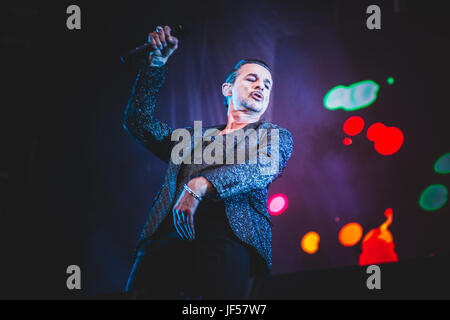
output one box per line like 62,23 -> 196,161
254,81 -> 264,91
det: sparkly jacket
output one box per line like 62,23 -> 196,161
123,62 -> 293,274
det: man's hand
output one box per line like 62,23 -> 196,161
172,187 -> 199,241
148,25 -> 179,67
172,177 -> 216,240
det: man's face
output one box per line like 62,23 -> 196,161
226,63 -> 273,115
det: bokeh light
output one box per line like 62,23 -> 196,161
434,153 -> 450,174
268,193 -> 288,216
419,184 -> 448,211
359,208 -> 398,265
343,137 -> 352,145
384,208 -> 393,219
324,80 -> 379,111
343,116 -> 365,136
367,122 -> 386,141
301,232 -> 320,254
367,122 -> 404,155
387,77 -> 395,85
339,222 -> 363,247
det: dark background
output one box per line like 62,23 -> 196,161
3,0 -> 449,298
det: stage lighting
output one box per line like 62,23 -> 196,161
301,232 -> 320,254
268,193 -> 288,216
343,116 -> 365,136
339,222 -> 363,247
419,184 -> 448,211
434,153 -> 450,174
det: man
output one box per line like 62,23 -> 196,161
123,25 -> 293,299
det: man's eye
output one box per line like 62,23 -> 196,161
247,78 -> 255,81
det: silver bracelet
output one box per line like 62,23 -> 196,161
183,184 -> 203,201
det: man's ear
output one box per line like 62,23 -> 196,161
222,82 -> 232,98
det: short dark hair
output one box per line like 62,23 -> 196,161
223,59 -> 271,108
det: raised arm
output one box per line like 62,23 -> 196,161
123,26 -> 179,163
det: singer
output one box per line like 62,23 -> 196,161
123,25 -> 293,299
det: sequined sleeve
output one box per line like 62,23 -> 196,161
123,60 -> 175,163
199,126 -> 293,200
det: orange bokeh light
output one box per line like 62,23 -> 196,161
301,232 -> 320,254
339,222 -> 363,247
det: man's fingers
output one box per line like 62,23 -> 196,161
164,25 -> 172,38
148,26 -> 178,63
175,209 -> 194,241
181,211 -> 194,240
186,220 -> 194,240
148,33 -> 156,50
154,34 -> 163,50
173,209 -> 186,240
173,211 -> 185,240
158,26 -> 167,48
175,210 -> 190,240
168,35 -> 178,48
164,26 -> 178,49
185,222 -> 193,240
164,25 -> 177,45
188,215 -> 195,239
179,210 -> 190,237
174,221 -> 185,240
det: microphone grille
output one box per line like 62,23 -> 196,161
171,24 -> 187,40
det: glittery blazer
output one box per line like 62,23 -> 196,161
123,62 -> 293,274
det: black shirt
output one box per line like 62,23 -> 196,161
146,126 -> 266,276
154,133 -> 236,240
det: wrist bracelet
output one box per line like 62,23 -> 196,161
183,184 -> 203,201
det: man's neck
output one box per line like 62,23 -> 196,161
219,110 -> 261,135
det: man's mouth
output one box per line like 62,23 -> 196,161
251,91 -> 263,101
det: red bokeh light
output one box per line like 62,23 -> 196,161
343,116 -> 365,136
367,123 -> 404,156
359,208 -> 398,266
343,137 -> 352,145
384,208 -> 393,219
367,122 -> 386,141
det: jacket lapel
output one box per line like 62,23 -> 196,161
169,119 -> 266,201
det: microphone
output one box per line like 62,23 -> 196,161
120,25 -> 185,63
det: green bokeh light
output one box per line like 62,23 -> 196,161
419,184 -> 448,211
387,77 -> 395,85
434,153 -> 450,174
324,80 -> 380,111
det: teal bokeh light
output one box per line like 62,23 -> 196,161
324,80 -> 380,111
434,153 -> 450,174
419,184 -> 448,211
